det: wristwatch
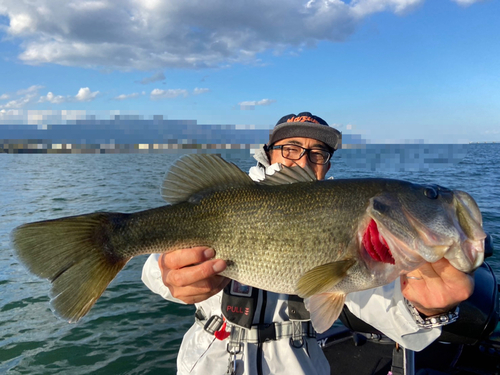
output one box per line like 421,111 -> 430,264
404,298 -> 460,329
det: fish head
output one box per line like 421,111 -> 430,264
362,182 -> 485,277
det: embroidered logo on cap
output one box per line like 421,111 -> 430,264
286,116 -> 320,124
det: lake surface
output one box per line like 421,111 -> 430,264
1,144 -> 499,374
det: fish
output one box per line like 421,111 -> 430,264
11,154 -> 486,333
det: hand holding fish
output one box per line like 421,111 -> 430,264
401,259 -> 475,317
158,247 -> 229,304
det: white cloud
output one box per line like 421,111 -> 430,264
2,97 -> 32,109
8,12 -> 36,35
68,1 -> 109,12
16,85 -> 44,96
350,0 -> 423,17
36,87 -> 99,104
0,94 -> 10,100
450,0 -> 484,5
138,72 -> 166,84
150,88 -> 189,100
1,0 -> 475,71
39,92 -> 67,104
114,92 -> 140,100
193,87 -> 210,95
0,85 -> 43,109
75,87 -> 99,102
238,99 -> 276,110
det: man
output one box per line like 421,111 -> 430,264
142,112 -> 474,375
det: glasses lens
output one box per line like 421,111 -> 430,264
308,150 -> 330,165
279,144 -> 330,165
281,145 -> 303,160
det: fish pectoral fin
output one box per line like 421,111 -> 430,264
304,292 -> 346,334
296,259 -> 355,298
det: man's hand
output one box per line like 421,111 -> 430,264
158,247 -> 230,304
400,258 -> 475,317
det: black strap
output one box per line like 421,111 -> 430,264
391,345 -> 405,375
257,290 -> 267,375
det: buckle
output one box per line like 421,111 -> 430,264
290,336 -> 304,348
227,342 -> 242,355
204,315 -> 224,334
258,323 -> 276,343
194,308 -> 206,321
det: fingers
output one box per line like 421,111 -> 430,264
161,246 -> 217,270
174,276 -> 231,304
406,259 -> 447,280
158,247 -> 229,304
401,259 -> 475,316
164,256 -> 226,287
417,259 -> 474,294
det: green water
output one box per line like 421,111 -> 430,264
1,145 -> 499,374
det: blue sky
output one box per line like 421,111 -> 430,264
0,0 -> 498,143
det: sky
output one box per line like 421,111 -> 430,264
0,0 -> 498,143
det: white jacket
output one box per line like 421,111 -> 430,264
141,149 -> 442,375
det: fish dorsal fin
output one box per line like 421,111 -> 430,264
161,154 -> 254,204
296,259 -> 355,298
258,163 -> 317,186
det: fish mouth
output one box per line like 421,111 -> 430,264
362,219 -> 395,265
445,238 -> 485,272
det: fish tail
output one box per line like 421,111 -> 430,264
11,212 -> 131,322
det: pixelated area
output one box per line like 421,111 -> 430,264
0,110 -> 270,154
341,143 -> 470,172
0,110 -> 470,171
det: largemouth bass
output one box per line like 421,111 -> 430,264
11,154 -> 485,333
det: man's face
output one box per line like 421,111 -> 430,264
268,137 -> 331,180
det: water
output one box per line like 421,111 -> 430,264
1,144 -> 499,374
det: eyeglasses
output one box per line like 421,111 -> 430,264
268,144 -> 332,165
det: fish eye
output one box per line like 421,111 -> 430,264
372,199 -> 389,214
424,186 -> 439,199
